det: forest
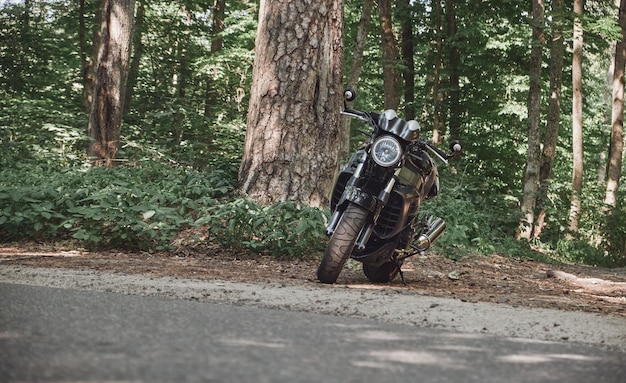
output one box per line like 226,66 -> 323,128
0,0 -> 624,267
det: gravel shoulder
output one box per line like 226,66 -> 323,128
1,244 -> 625,350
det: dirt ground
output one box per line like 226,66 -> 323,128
1,241 -> 625,318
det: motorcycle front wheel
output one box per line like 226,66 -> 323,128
317,204 -> 369,284
362,260 -> 402,283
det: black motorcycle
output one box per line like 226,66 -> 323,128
317,89 -> 461,284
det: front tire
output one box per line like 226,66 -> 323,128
317,204 -> 369,284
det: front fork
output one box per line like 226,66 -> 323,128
326,167 -> 402,251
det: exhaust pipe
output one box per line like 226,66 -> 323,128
413,217 -> 446,252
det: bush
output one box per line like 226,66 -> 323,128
0,162 -> 329,256
0,162 -> 234,251
197,198 -> 328,257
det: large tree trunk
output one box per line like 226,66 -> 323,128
517,0 -> 545,240
399,0 -> 415,120
238,0 -> 344,208
605,0 -> 626,208
378,0 -> 400,109
534,0 -> 564,239
568,0 -> 584,234
87,0 -> 136,167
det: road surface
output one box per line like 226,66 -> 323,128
1,268 -> 625,382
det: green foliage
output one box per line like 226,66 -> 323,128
0,0 -> 623,267
553,238 -> 609,267
0,95 -> 88,167
421,167 -> 520,260
0,161 -> 329,257
602,204 -> 626,266
198,198 -> 329,257
0,163 -> 233,251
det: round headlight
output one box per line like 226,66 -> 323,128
371,136 -> 402,167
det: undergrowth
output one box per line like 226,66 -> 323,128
1,161 -> 623,266
0,162 -> 328,256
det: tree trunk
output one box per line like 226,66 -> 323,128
516,0 -> 545,240
446,0 -> 461,139
82,0 -> 105,114
378,0 -> 400,109
534,0 -> 564,239
342,0 -> 374,158
87,0 -> 136,167
204,0 -> 226,117
432,0 -> 444,144
238,0 -> 344,208
78,0 -> 87,76
124,0 -> 145,115
568,0 -> 584,234
605,0 -> 626,208
399,0 -> 415,120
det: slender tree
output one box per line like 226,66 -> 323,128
605,0 -> 626,208
431,0 -> 444,144
534,0 -> 564,239
378,0 -> 400,109
78,0 -> 87,78
517,0 -> 545,240
124,0 -> 145,114
345,0 -> 373,92
204,0 -> 227,117
82,0 -> 104,114
342,0 -> 374,157
87,0 -> 136,166
445,0 -> 461,139
568,0 -> 584,234
238,0 -> 344,207
399,0 -> 415,120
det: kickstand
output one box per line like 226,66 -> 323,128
394,256 -> 406,286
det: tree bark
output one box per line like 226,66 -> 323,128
378,0 -> 400,109
342,0 -> 374,158
204,0 -> 226,117
431,0 -> 444,144
124,0 -> 145,115
87,0 -> 136,167
82,0 -> 105,114
534,0 -> 564,239
605,0 -> 626,208
568,0 -> 584,234
238,0 -> 344,208
517,0 -> 545,240
78,0 -> 87,76
446,0 -> 461,139
399,0 -> 415,120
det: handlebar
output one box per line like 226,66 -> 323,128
342,106 -> 462,163
342,88 -> 461,163
341,108 -> 371,122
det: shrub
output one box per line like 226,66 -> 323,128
0,162 -> 234,251
198,198 -> 328,257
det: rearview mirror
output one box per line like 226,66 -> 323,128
344,87 -> 356,102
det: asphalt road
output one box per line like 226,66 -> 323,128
1,282 -> 625,383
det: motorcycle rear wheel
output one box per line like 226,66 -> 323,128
317,204 -> 369,284
362,260 -> 402,283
